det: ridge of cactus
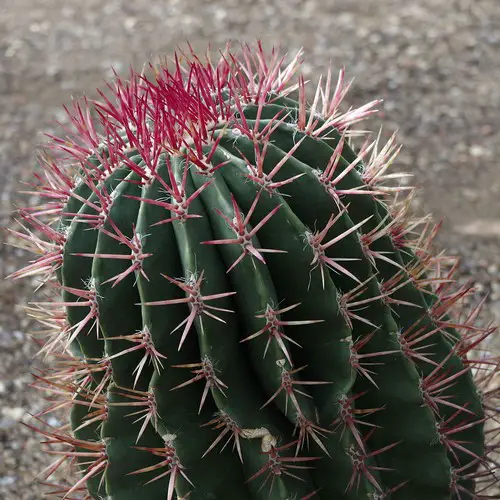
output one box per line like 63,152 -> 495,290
7,41 -> 499,499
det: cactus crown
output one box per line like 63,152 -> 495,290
9,41 -> 499,499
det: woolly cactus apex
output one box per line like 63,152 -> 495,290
9,41 -> 500,499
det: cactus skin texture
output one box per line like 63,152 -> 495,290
9,42 -> 500,499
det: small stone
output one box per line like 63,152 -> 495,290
0,417 -> 17,430
461,188 -> 479,202
1,407 -> 26,421
457,219 -> 500,236
0,476 -> 17,487
46,417 -> 61,427
124,17 -> 137,30
12,331 -> 24,341
469,145 -> 490,157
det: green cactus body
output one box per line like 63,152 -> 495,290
11,43 -> 498,500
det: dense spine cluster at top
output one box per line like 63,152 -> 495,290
8,42 -> 500,499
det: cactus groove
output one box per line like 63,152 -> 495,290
10,42 -> 499,499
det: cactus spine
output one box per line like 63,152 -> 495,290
9,42 -> 499,499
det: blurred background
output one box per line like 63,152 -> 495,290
1,0 -> 499,497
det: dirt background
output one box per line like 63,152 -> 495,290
1,0 -> 499,498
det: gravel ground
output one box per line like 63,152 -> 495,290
1,0 -> 499,498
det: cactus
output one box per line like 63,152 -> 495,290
9,42 -> 499,499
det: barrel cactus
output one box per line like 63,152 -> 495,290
9,42 -> 499,499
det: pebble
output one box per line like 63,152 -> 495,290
1,407 -> 26,421
0,477 -> 17,487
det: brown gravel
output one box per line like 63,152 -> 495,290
1,0 -> 499,498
